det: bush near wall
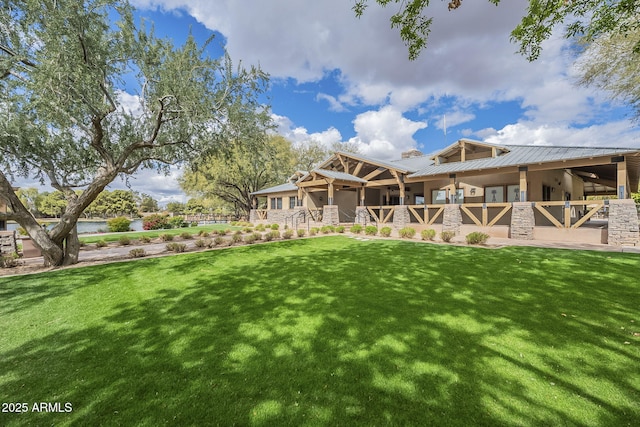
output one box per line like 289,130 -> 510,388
465,232 -> 490,245
350,224 -> 363,234
365,226 -> 378,236
440,231 -> 455,242
421,229 -> 436,241
143,214 -> 169,230
380,226 -> 392,237
107,216 -> 131,233
399,227 -> 416,239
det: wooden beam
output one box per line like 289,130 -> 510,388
534,204 -> 564,229
617,158 -> 628,198
460,140 -> 466,162
353,161 -> 364,176
363,167 -> 386,181
365,178 -> 400,188
519,168 -> 528,202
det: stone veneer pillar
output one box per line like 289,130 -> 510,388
322,205 -> 339,226
392,205 -> 411,229
510,202 -> 535,240
607,199 -> 639,246
442,204 -> 462,235
355,206 -> 369,225
249,209 -> 258,224
0,230 -> 17,255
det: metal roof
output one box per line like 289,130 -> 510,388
311,169 -> 368,183
251,182 -> 298,196
408,145 -> 640,178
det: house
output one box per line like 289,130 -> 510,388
250,139 -> 640,246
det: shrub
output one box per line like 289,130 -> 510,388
223,229 -> 232,235
380,226 -> 392,237
270,230 -> 281,239
309,227 -> 319,236
421,229 -> 436,241
335,225 -> 345,233
244,234 -> 258,244
17,227 -> 27,236
143,214 -> 169,230
200,232 -> 209,238
139,235 -> 151,243
194,239 -> 207,248
440,231 -> 455,242
297,229 -> 306,237
129,248 -> 146,258
243,227 -> 253,233
231,233 -> 243,244
180,232 -> 193,239
1,253 -> 20,268
350,224 -> 363,234
118,236 -> 131,246
95,240 -> 107,248
190,221 -> 199,227
252,232 -> 263,241
159,233 -> 174,242
166,242 -> 187,252
168,216 -> 187,229
255,224 -> 266,232
399,227 -> 416,239
320,225 -> 335,234
466,231 -> 490,245
365,225 -> 378,236
263,232 -> 274,242
282,229 -> 294,239
270,223 -> 279,230
107,216 -> 131,233
213,236 -> 225,246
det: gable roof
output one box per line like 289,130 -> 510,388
251,182 -> 298,196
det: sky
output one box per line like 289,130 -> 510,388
14,0 -> 640,205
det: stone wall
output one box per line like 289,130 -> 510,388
392,205 -> 411,229
0,231 -> 17,255
511,202 -> 535,240
608,199 -> 640,246
322,205 -> 339,225
442,205 -> 462,235
355,206 -> 369,225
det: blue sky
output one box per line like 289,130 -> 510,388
14,0 -> 640,204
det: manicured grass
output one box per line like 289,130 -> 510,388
0,237 -> 638,426
79,224 -> 240,244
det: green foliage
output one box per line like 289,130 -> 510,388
159,234 -> 174,242
365,225 -> 378,236
255,224 -> 266,232
139,235 -> 151,244
354,1 -> 640,61
421,229 -> 436,241
118,236 -> 131,246
399,227 -> 416,239
243,234 -> 257,244
87,190 -> 138,218
0,253 -> 20,268
213,236 -> 225,246
335,225 -> 345,233
166,202 -> 186,215
350,224 -> 363,234
380,226 -> 392,237
194,239 -> 207,248
297,229 -> 306,237
231,233 -> 243,244
180,232 -> 193,240
440,231 -> 455,242
166,243 -> 187,253
282,229 -> 294,239
466,231 -> 490,245
309,227 -> 320,236
168,216 -> 187,229
95,240 -> 107,248
107,216 -> 131,233
143,214 -> 169,231
321,225 -> 335,234
128,248 -> 146,258
270,223 -> 280,230
138,194 -> 159,213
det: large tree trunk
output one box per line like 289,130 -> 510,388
62,225 -> 80,265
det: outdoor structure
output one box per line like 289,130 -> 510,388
0,198 -> 18,256
250,139 -> 640,246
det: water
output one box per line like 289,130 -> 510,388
7,219 -> 144,234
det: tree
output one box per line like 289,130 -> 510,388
138,193 -> 159,213
166,201 -> 185,214
180,135 -> 294,217
38,191 -> 67,218
0,0 -> 267,266
576,27 -> 640,122
292,140 -> 330,172
15,187 -> 41,216
353,1 -> 640,61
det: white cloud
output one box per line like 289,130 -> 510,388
348,106 -> 427,158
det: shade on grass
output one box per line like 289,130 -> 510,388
0,236 -> 638,426
79,223 -> 239,244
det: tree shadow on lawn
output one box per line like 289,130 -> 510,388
0,237 -> 638,426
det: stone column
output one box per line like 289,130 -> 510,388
443,204 -> 462,235
392,205 -> 411,229
608,199 -> 639,246
0,230 -> 17,255
511,202 -> 535,240
249,209 -> 258,224
322,205 -> 339,226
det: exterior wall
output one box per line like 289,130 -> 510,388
334,190 -> 357,221
322,205 -> 339,225
510,202 -> 535,240
607,199 -> 640,245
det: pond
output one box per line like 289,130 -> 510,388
7,219 -> 144,234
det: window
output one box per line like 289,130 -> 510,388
485,186 -> 504,203
542,185 -> 552,202
289,196 -> 297,209
415,194 -> 425,205
507,185 -> 520,202
432,190 -> 447,204
270,197 -> 282,210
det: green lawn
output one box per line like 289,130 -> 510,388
78,224 -> 240,244
0,236 -> 638,426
